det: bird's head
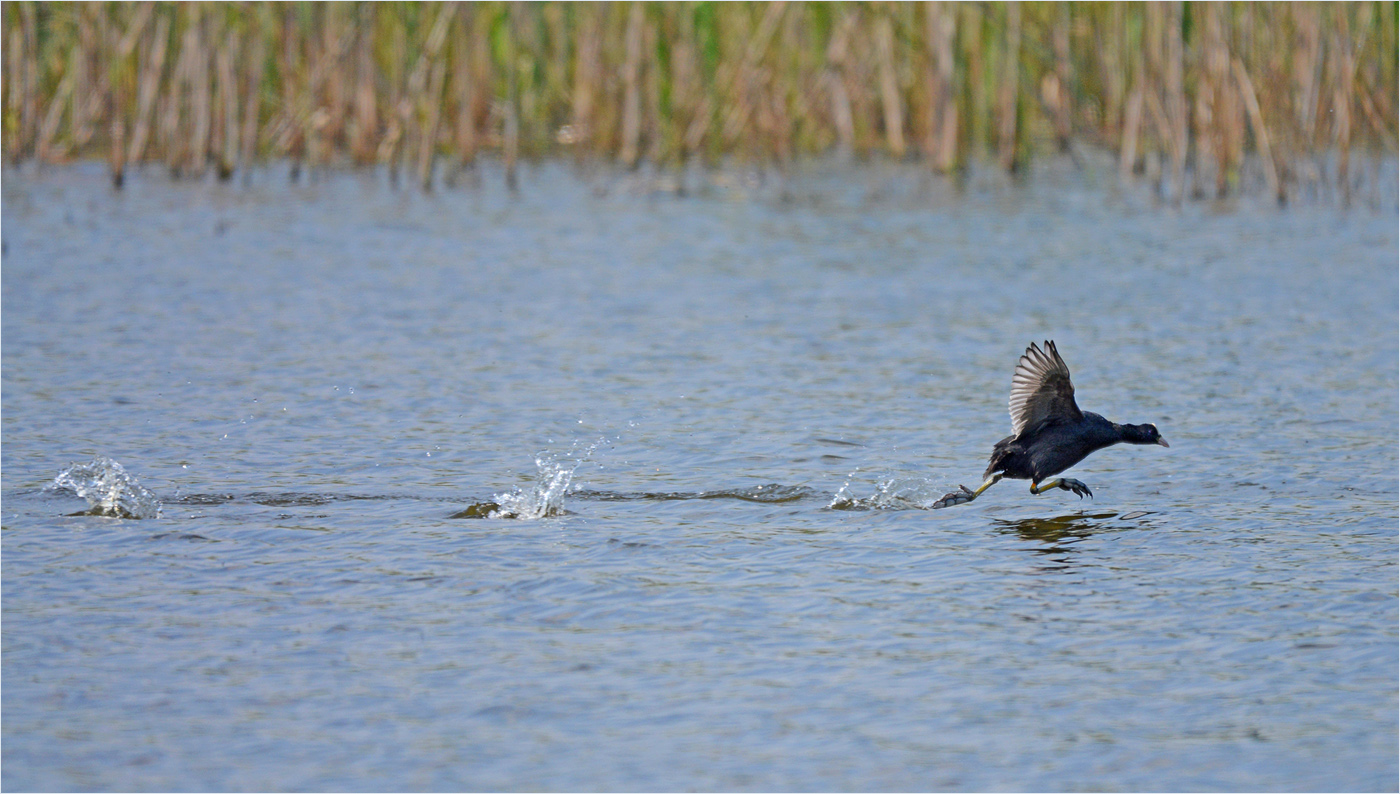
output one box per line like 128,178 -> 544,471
1124,423 -> 1169,447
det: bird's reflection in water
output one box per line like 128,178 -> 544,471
992,512 -> 1117,570
993,511 -> 1157,571
996,512 -> 1116,543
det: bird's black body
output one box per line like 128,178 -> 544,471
985,412 -> 1163,483
934,340 -> 1168,508
987,411 -> 1119,482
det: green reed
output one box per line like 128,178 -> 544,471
3,2 -> 1395,202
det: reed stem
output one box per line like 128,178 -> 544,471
1,1 -> 1392,199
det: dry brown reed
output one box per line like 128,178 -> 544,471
3,2 -> 1395,202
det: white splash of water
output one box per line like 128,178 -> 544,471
487,437 -> 611,520
48,457 -> 162,519
488,457 -> 578,519
829,473 -> 948,511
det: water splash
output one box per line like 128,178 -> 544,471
829,474 -> 951,511
487,456 -> 579,519
48,457 -> 162,519
457,438 -> 612,520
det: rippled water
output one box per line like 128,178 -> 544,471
3,160 -> 1396,791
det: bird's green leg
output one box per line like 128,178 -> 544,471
933,473 -> 1002,508
1031,478 -> 1092,499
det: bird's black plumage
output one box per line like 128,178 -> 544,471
987,410 -> 1134,482
934,341 -> 1168,508
989,340 -> 1167,483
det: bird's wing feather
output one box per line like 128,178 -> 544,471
1008,340 -> 1082,436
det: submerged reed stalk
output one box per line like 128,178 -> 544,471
2,1 -> 1395,201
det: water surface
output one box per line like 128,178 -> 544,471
3,160 -> 1397,791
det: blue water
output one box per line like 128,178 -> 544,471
3,159 -> 1397,791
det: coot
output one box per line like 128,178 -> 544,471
933,341 -> 1168,508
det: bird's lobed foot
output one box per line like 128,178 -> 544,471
1058,478 -> 1092,499
933,484 -> 976,509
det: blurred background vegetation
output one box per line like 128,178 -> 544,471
3,2 -> 1395,201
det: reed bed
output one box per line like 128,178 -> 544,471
3,2 -> 1395,202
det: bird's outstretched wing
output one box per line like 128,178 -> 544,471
1008,340 -> 1082,436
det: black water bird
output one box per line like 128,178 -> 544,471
934,341 -> 1168,508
